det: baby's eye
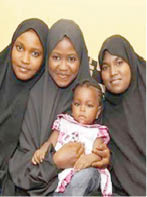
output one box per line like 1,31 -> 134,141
16,44 -> 23,52
74,102 -> 80,106
32,51 -> 40,57
87,104 -> 94,108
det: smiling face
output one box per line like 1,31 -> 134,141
11,29 -> 44,81
101,51 -> 131,94
48,37 -> 80,88
72,86 -> 101,125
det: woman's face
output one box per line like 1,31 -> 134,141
48,37 -> 80,87
12,29 -> 44,81
101,51 -> 131,94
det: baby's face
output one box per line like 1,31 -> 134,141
72,86 -> 100,125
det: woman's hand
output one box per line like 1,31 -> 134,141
53,142 -> 85,169
74,153 -> 100,171
92,143 -> 110,168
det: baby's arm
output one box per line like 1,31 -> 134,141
32,130 -> 59,165
74,138 -> 103,171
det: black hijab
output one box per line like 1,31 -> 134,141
0,18 -> 48,194
9,19 -> 93,195
98,35 -> 146,196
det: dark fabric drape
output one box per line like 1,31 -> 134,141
9,19 -> 94,196
98,35 -> 146,196
0,18 -> 49,195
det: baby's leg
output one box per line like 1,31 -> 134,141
63,167 -> 100,196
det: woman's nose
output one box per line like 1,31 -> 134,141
21,52 -> 30,64
110,65 -> 117,75
59,59 -> 68,71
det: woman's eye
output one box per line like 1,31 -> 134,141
16,45 -> 23,52
117,60 -> 123,65
52,55 -> 60,61
32,51 -> 40,57
68,56 -> 77,62
101,64 -> 109,71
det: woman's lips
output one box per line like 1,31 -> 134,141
18,66 -> 30,72
57,73 -> 70,79
110,78 -> 121,85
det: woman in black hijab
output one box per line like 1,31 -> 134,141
98,35 -> 146,196
0,18 -> 49,195
9,19 -> 109,196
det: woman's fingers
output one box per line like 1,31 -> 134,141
97,143 -> 107,150
92,157 -> 109,168
77,143 -> 85,159
92,144 -> 110,168
95,144 -> 110,158
96,148 -> 110,159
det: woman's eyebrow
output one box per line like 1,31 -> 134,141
114,56 -> 122,61
102,60 -> 109,65
15,40 -> 42,51
14,40 -> 23,45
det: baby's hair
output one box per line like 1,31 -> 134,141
73,80 -> 103,106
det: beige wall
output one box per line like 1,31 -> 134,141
0,0 -> 146,60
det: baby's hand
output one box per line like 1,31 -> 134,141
32,149 -> 46,165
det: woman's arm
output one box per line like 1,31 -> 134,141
9,92 -> 59,196
54,138 -> 110,170
73,138 -> 102,170
53,142 -> 85,169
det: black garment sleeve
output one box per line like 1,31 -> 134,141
9,93 -> 58,195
